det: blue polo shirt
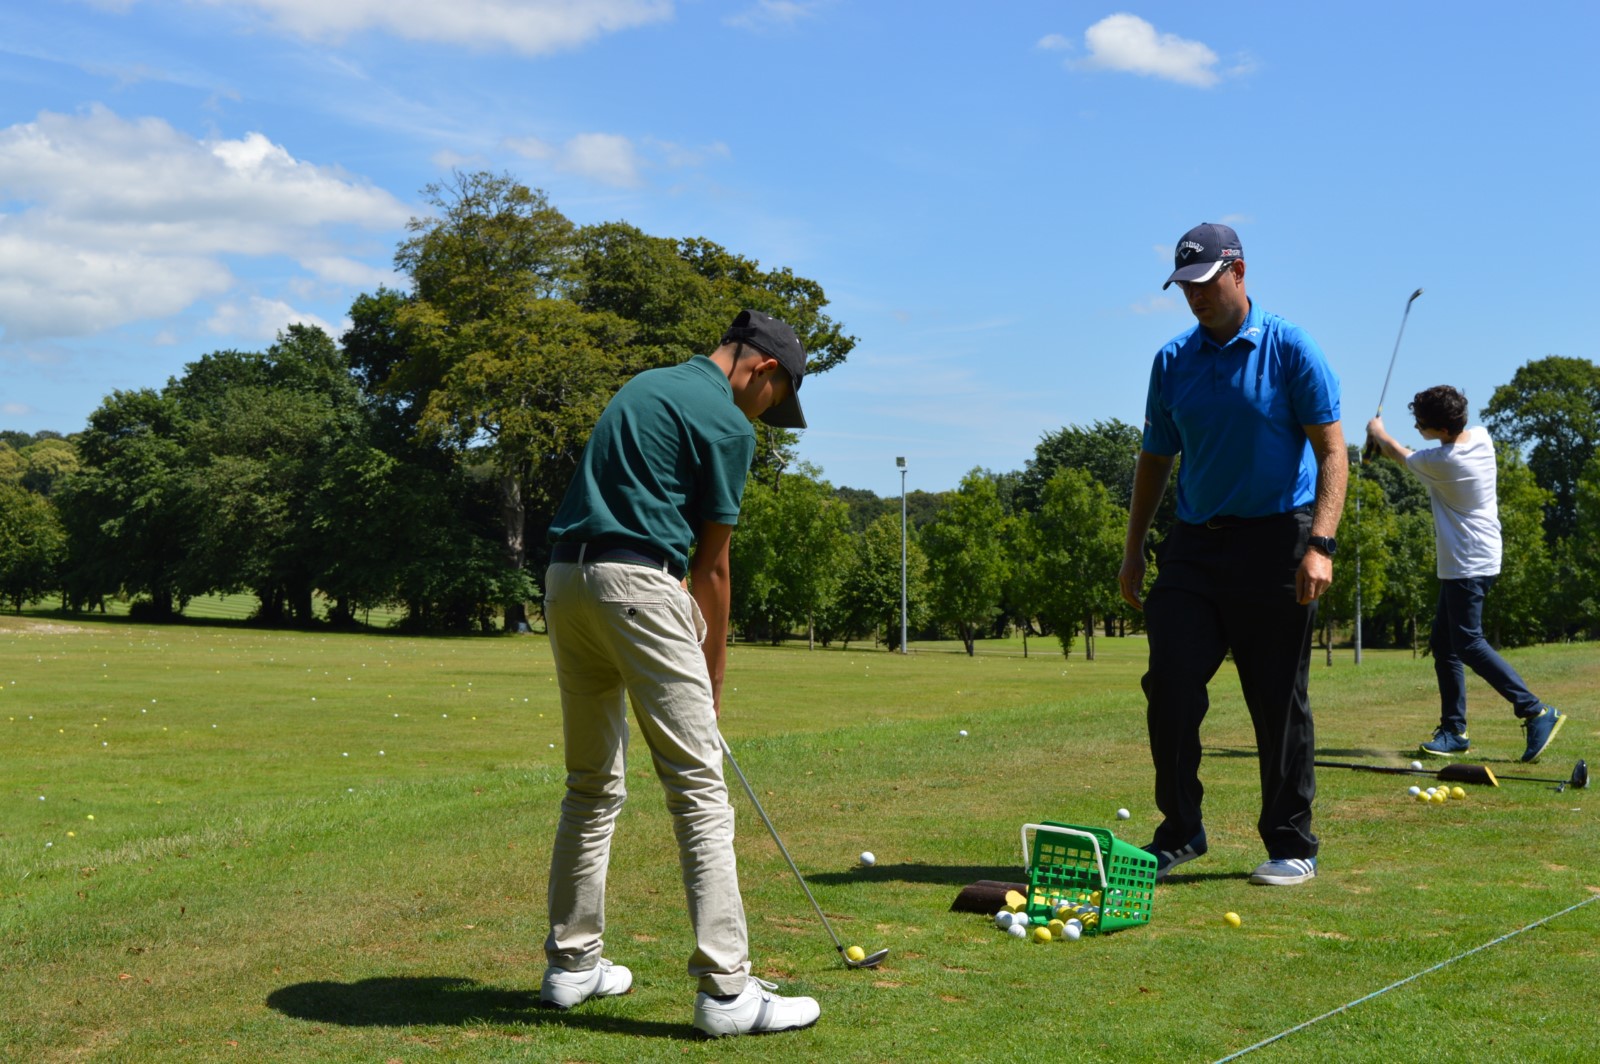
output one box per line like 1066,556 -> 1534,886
1142,301 -> 1340,524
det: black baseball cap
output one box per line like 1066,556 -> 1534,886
722,309 -> 808,429
1163,222 -> 1243,290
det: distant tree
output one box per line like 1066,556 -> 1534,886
1481,356 -> 1600,543
1321,475 -> 1396,662
0,443 -> 23,483
0,481 -> 64,610
1564,447 -> 1600,637
1384,508 -> 1439,655
1017,419 -> 1144,512
1030,468 -> 1126,660
54,389 -> 192,616
827,511 -> 928,650
728,465 -> 850,646
16,438 -> 79,496
921,470 -> 1013,656
1483,454 -> 1555,647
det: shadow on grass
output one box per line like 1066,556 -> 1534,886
807,862 -> 1020,887
265,977 -> 687,1038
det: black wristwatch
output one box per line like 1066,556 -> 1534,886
1307,535 -> 1337,557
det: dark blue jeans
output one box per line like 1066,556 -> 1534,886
1142,510 -> 1318,861
1430,575 -> 1541,734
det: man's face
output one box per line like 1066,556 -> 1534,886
1177,259 -> 1247,334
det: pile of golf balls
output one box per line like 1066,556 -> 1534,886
1408,785 -> 1467,804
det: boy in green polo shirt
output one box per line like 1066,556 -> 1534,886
538,310 -> 820,1038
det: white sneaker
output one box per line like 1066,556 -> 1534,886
692,977 -> 820,1037
539,958 -> 633,1009
1249,856 -> 1317,886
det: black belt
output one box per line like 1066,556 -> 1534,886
1189,506 -> 1309,531
551,541 -> 685,580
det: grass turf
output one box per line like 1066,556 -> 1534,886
2,615 -> 1595,1062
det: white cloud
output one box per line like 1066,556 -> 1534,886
206,296 -> 341,341
726,0 -> 830,30
0,106 -> 408,342
186,0 -> 673,54
2,401 -> 35,416
1037,33 -> 1072,52
506,131 -> 658,188
1078,14 -> 1220,88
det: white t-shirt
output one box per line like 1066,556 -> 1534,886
1405,426 -> 1501,579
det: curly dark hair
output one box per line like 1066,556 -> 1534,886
1409,385 -> 1468,435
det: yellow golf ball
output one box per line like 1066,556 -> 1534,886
1415,791 -> 1431,803
845,945 -> 865,962
1048,919 -> 1066,938
1031,925 -> 1052,944
1451,786 -> 1466,800
1432,791 -> 1447,804
1223,911 -> 1242,928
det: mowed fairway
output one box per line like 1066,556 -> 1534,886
3,616 -> 1595,1063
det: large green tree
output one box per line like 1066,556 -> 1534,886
920,470 -> 1013,656
1481,355 -> 1600,543
729,465 -> 851,646
1322,474 -> 1396,662
1028,468 -> 1126,660
825,511 -> 929,651
1483,454 -> 1555,647
0,481 -> 64,611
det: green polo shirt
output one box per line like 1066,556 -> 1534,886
548,355 -> 756,573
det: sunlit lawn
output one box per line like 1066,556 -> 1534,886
2,613 -> 1595,1062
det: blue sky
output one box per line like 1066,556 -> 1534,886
2,2 -> 1596,497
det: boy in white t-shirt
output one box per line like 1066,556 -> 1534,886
1367,385 -> 1565,763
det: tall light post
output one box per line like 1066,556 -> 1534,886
896,456 -> 908,654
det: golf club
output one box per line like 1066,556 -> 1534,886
1362,287 -> 1424,461
1315,757 -> 1588,790
718,734 -> 889,970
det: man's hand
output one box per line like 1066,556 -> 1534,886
1296,547 -> 1333,604
1118,552 -> 1147,611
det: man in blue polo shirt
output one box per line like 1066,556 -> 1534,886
1118,223 -> 1347,887
538,310 -> 821,1038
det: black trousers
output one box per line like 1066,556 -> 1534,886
1142,510 -> 1319,860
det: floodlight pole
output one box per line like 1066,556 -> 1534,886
897,457 -> 908,655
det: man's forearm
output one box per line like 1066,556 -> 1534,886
1125,451 -> 1174,555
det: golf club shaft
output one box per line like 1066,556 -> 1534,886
1363,287 -> 1424,461
718,735 -> 847,954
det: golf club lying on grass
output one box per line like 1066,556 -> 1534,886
1315,758 -> 1588,790
1362,287 -> 1424,461
718,734 -> 889,970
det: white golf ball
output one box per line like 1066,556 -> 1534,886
995,910 -> 1016,929
1408,786 -> 1422,796
1006,923 -> 1028,939
859,851 -> 876,867
1062,921 -> 1082,941
1116,808 -> 1130,820
959,729 -> 968,737
1410,761 -> 1424,770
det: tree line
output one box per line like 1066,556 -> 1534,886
3,174 -> 1597,650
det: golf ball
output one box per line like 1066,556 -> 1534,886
1062,921 -> 1082,941
846,945 -> 866,962
1007,923 -> 1028,939
1224,911 -> 1242,928
959,729 -> 968,737
1116,808 -> 1130,820
1415,791 -> 1430,803
1410,761 -> 1424,770
859,851 -> 876,867
1408,786 -> 1422,796
995,910 -> 1016,930
1031,925 -> 1052,944
1048,919 -> 1066,938
1451,786 -> 1466,800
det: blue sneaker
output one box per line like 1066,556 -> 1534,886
1521,705 -> 1565,763
1250,856 -> 1317,886
1143,831 -> 1207,882
1419,728 -> 1470,758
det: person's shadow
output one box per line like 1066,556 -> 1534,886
265,976 -> 686,1038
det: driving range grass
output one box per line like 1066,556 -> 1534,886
2,616 -> 1595,1063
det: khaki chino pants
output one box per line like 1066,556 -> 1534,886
542,560 -> 750,996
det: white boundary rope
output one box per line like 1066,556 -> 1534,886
1212,891 -> 1600,1064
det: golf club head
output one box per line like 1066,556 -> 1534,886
1572,759 -> 1588,790
1408,287 -> 1424,305
843,946 -> 889,970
